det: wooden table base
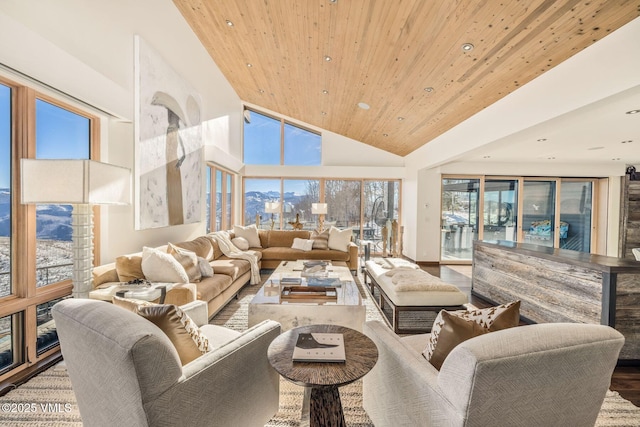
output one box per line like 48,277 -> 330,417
301,386 -> 346,427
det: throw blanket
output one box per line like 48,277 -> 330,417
208,231 -> 261,285
383,268 -> 460,292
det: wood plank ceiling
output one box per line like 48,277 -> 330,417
173,0 -> 640,157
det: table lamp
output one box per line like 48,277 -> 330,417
312,203 -> 328,233
21,159 -> 131,298
265,201 -> 280,230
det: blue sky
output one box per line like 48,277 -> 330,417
0,86 -> 89,188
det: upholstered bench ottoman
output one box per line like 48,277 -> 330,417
364,258 -> 468,334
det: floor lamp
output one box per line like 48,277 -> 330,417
312,203 -> 328,233
21,159 -> 131,298
265,201 -> 280,230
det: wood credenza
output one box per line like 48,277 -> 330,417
472,240 -> 640,362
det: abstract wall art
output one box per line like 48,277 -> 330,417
134,35 -> 202,230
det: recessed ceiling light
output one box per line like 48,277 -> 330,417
258,89 -> 265,93
321,111 -> 327,115
246,63 -> 253,67
547,157 -> 555,160
397,117 -> 405,121
324,55 -> 332,62
382,133 -> 389,137
588,146 -> 604,151
358,102 -> 370,110
461,43 -> 474,52
329,0 -> 338,3
322,89 -> 329,94
621,140 -> 633,144
424,87 -> 434,92
537,138 -> 547,142
612,158 -> 621,161
225,20 -> 234,27
483,155 -> 491,159
625,109 -> 640,114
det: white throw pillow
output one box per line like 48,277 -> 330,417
292,237 -> 314,251
141,246 -> 189,283
231,236 -> 250,251
328,227 -> 352,252
233,224 -> 261,248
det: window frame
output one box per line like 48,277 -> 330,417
207,163 -> 236,232
0,76 -> 100,382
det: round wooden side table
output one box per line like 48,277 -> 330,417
267,324 -> 378,427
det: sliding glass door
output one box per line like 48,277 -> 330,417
441,179 -> 480,261
522,180 -> 556,248
483,180 -> 518,242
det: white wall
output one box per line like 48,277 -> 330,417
0,0 -> 242,263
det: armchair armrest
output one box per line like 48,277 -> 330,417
145,320 -> 282,427
347,242 -> 359,271
363,320 -> 459,426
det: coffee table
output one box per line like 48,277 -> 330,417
267,324 -> 378,427
248,260 -> 366,331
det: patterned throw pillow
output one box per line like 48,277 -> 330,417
428,311 -> 490,370
310,230 -> 329,249
422,301 -> 521,367
137,304 -> 212,365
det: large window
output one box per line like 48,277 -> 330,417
0,77 -> 99,382
440,176 -> 596,262
206,165 -> 235,232
243,177 -> 401,254
35,99 -> 90,288
243,108 -> 321,166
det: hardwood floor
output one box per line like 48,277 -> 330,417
422,265 -> 640,407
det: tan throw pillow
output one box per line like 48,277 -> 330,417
167,243 -> 202,282
310,230 -> 329,249
115,255 -> 144,282
174,236 -> 214,261
233,224 -> 262,248
327,226 -> 352,252
428,311 -> 489,370
137,304 -> 212,366
423,301 -> 520,364
141,246 -> 189,283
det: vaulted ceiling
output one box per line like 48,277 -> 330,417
173,0 -> 640,157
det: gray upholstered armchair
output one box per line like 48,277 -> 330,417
363,320 -> 624,427
53,299 -> 281,427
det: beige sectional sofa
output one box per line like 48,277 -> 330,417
92,228 -> 358,319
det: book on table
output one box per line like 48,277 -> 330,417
292,332 -> 346,363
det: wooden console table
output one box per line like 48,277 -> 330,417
472,240 -> 640,362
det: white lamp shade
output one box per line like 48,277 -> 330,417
265,201 -> 280,213
311,203 -> 327,215
21,159 -> 131,205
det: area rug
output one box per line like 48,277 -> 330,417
1,275 -> 639,426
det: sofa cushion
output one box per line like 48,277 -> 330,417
168,243 -> 202,283
328,227 -> 352,252
427,311 -> 489,370
196,274 -> 233,302
260,247 -> 350,262
115,255 -> 144,282
233,224 -> 262,248
141,246 -> 189,284
137,304 -> 212,366
210,258 -> 252,282
422,301 -> 521,363
174,236 -> 215,262
310,229 -> 330,249
266,230 -> 311,248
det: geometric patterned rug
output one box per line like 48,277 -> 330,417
1,275 -> 639,426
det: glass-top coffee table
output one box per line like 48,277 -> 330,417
248,260 -> 366,331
